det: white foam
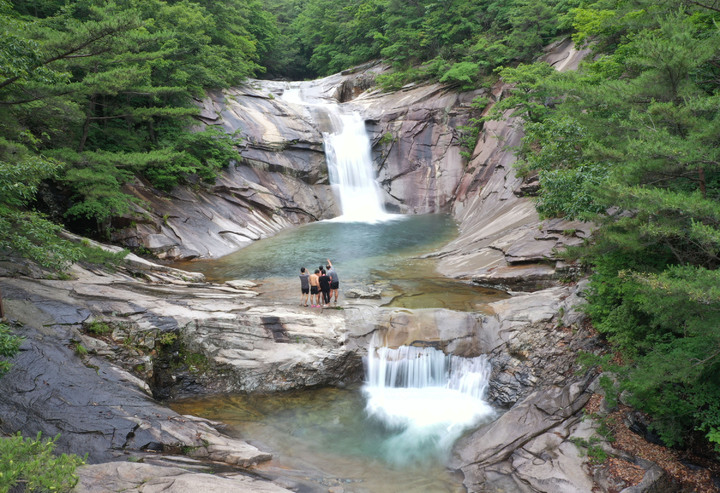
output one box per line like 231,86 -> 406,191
280,82 -> 391,223
362,341 -> 495,465
323,112 -> 389,222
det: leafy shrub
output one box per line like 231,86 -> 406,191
77,241 -> 129,271
0,432 -> 85,492
85,320 -> 113,336
0,323 -> 23,377
439,62 -> 480,91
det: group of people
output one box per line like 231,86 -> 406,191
299,259 -> 339,308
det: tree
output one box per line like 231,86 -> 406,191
0,432 -> 85,492
1,1 -> 264,239
491,1 -> 720,449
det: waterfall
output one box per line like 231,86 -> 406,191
281,83 -> 395,223
362,336 -> 495,465
323,111 -> 392,222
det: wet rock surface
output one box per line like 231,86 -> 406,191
0,252 -> 655,492
0,259 -> 362,491
352,82 -> 483,214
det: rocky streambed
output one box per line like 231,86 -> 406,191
0,246 -> 603,492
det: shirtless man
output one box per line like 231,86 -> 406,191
309,269 -> 320,307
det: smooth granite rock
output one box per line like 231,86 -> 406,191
75,461 -> 291,493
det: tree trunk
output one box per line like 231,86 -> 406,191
78,94 -> 97,152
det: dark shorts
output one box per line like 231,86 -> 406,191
310,286 -> 319,294
301,287 -> 309,294
331,281 -> 339,290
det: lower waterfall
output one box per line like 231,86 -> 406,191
363,337 -> 495,465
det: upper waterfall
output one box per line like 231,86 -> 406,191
282,82 -> 395,223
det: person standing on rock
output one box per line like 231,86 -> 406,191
327,259 -> 339,304
318,267 -> 331,307
299,267 -> 310,307
309,269 -> 321,307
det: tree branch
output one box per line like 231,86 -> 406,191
0,20 -> 137,91
686,0 -> 720,13
0,90 -> 76,105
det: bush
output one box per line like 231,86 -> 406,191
77,242 -> 128,272
0,432 -> 85,492
0,323 -> 22,377
439,62 -> 480,91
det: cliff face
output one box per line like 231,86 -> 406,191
435,39 -> 593,291
352,81 -> 482,214
108,63 -> 486,261
109,79 -> 342,260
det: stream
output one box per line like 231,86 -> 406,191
169,80 -> 506,492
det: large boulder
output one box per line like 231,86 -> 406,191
452,378 -> 595,493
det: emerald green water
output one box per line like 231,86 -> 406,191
171,387 -> 468,492
171,214 -> 507,490
176,214 -> 508,311
179,215 -> 454,281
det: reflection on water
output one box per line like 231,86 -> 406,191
170,387 -> 467,493
174,214 -> 509,311
176,215 -> 454,281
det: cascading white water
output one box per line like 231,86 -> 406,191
323,111 -> 392,222
363,336 -> 495,465
281,83 -> 395,223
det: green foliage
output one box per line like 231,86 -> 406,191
457,95 -> 490,158
73,342 -> 88,356
0,205 -> 81,271
571,436 -> 610,464
185,352 -> 210,374
0,138 -> 81,270
263,0 -> 578,84
485,62 -> 557,123
0,0 -> 261,246
85,320 -> 112,335
488,1 -> 720,450
536,165 -> 608,219
378,132 -> 395,146
157,331 -> 177,346
0,432 -> 85,493
598,374 -> 619,410
439,62 -> 480,91
0,322 -> 23,377
77,242 -> 128,271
